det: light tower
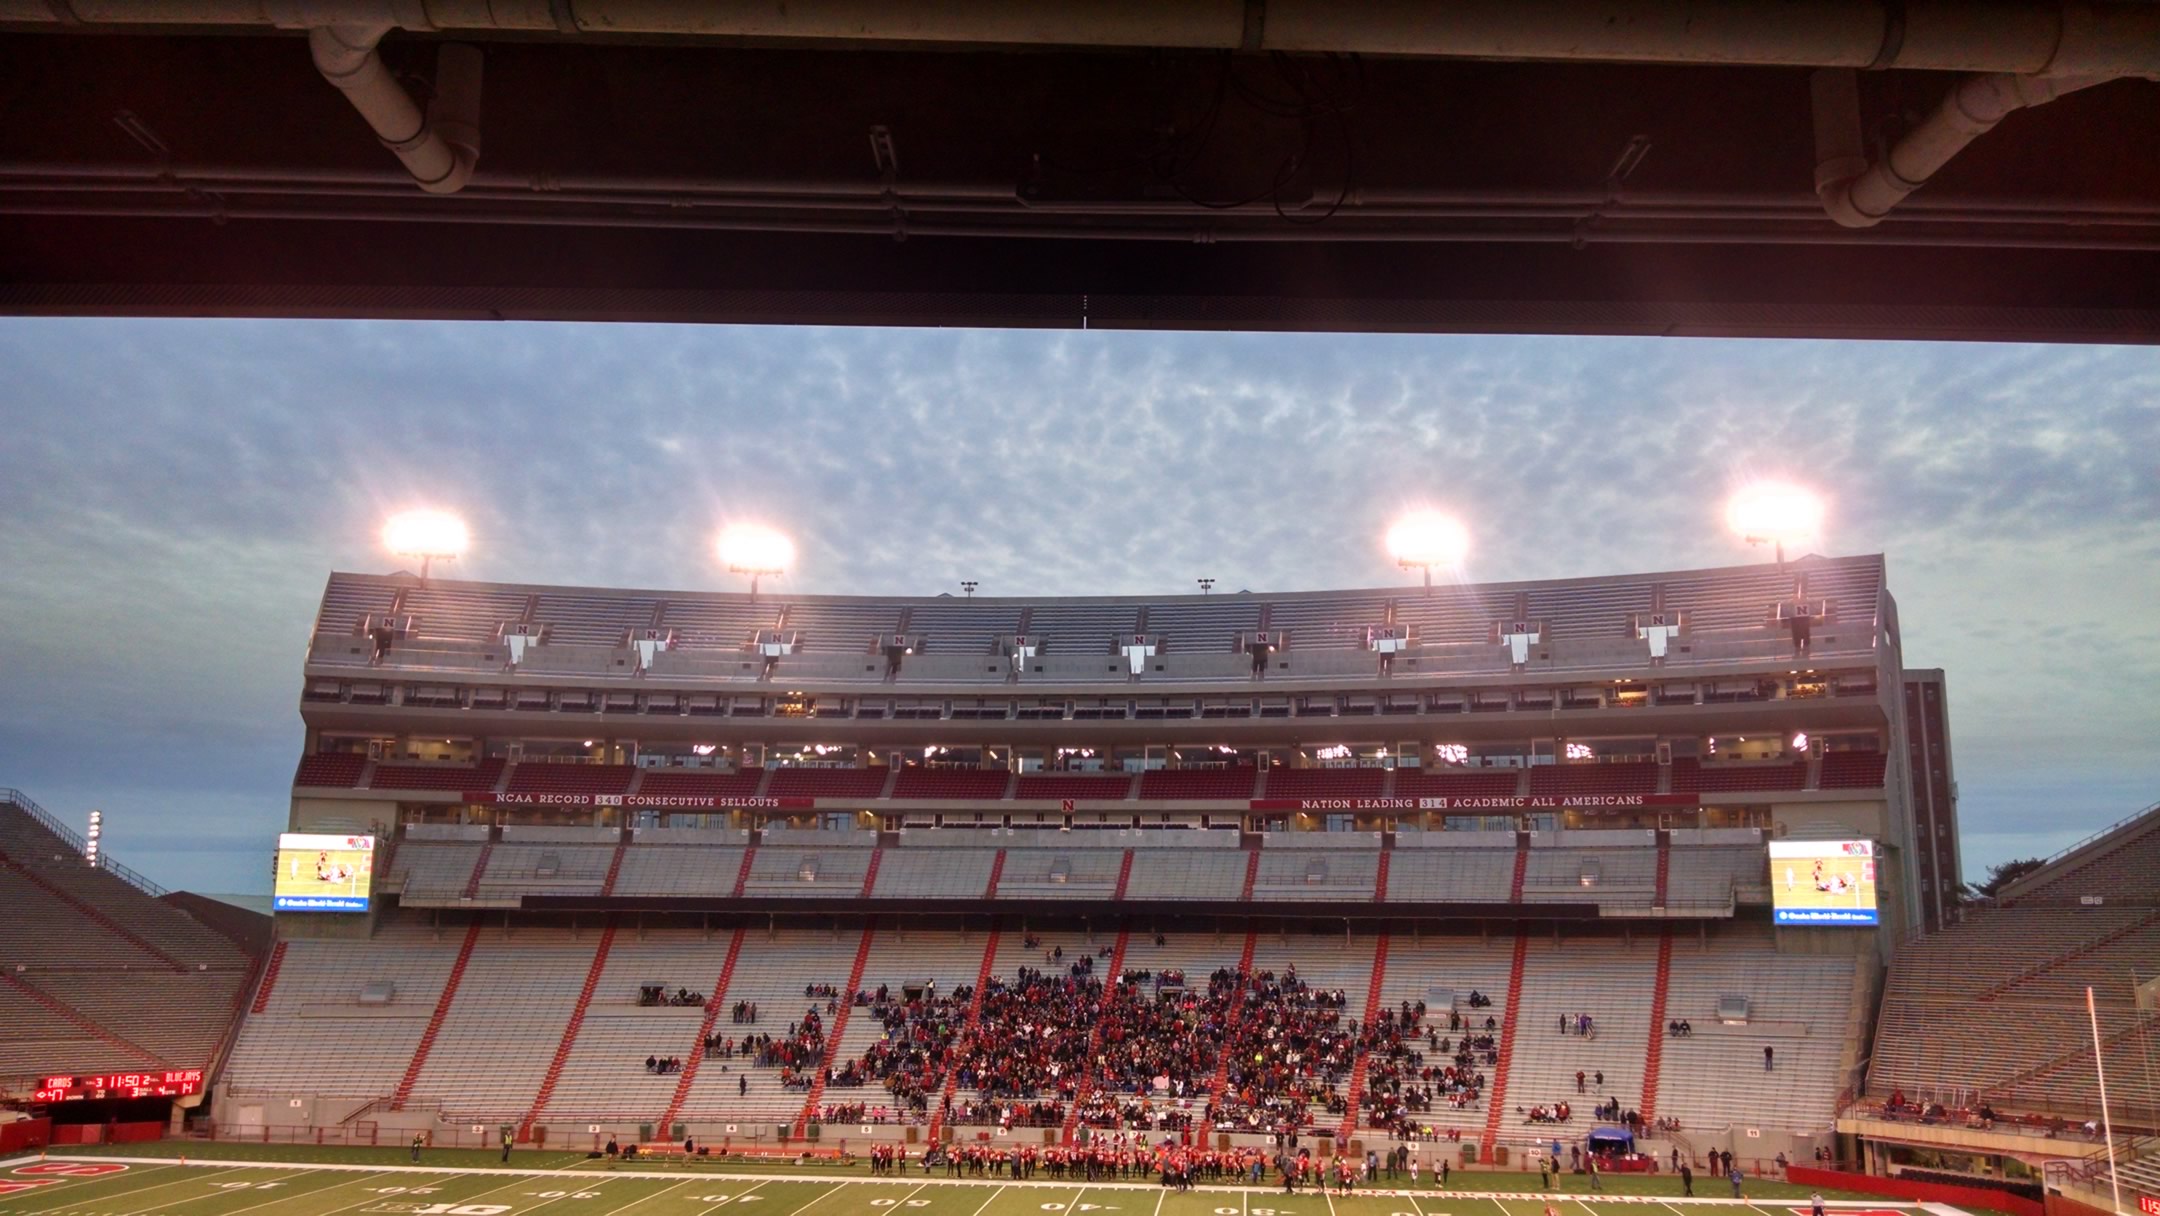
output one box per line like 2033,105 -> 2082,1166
1726,482 -> 1826,566
1385,510 -> 1470,595
382,509 -> 469,580
717,523 -> 794,600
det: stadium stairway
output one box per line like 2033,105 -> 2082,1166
730,848 -> 755,898
1478,928 -> 1531,1157
1205,929 -> 1261,1110
1639,926 -> 1674,1123
0,970 -> 169,1068
1336,931 -> 1391,1138
1373,850 -> 1390,901
1113,850 -> 1133,901
392,921 -> 481,1110
926,928 -> 1002,1143
461,842 -> 493,901
518,920 -> 617,1140
1061,927 -> 1132,1143
983,849 -> 1005,898
600,837 -> 628,897
1654,834 -> 1671,907
250,941 -> 288,1015
860,849 -> 883,898
657,926 -> 747,1135
1240,850 -> 1260,902
1510,837 -> 1529,903
793,921 -> 877,1138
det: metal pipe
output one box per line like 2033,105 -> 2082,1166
5,1 -> 2160,77
307,25 -> 479,193
1817,71 -> 2122,228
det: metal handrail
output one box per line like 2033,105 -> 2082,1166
0,786 -> 168,898
2001,799 -> 2160,900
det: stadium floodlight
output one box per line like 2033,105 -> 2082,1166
1386,510 -> 1470,595
1197,578 -> 1216,595
1726,481 -> 1825,566
716,523 -> 794,599
961,580 -> 979,599
383,509 -> 469,580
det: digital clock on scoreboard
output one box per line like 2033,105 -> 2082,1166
33,1069 -> 203,1103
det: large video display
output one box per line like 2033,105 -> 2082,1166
1769,839 -> 1879,926
273,833 -> 375,912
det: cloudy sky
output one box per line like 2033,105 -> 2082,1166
1,319 -> 2155,894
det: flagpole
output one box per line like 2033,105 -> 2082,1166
2088,985 -> 2123,1215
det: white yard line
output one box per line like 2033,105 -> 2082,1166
783,1184 -> 847,1216
55,1166 -> 255,1216
967,1185 -> 1008,1216
596,1177 -> 698,1216
1146,1187 -> 1163,1216
154,1170 -> 337,1216
687,1177 -> 771,1216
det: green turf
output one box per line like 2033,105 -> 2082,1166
0,1151 -> 1995,1216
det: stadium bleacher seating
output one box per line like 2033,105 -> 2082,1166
1526,761 -> 1659,798
1013,772 -> 1135,800
636,768 -> 764,799
1137,768 -> 1258,800
1671,758 -> 1808,793
369,757 -> 505,791
293,752 -> 367,788
504,763 -> 636,798
889,768 -> 1010,800
1265,767 -> 1387,799
1818,751 -> 1889,789
766,768 -> 890,800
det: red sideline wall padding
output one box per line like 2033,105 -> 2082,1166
1786,1166 -> 2040,1216
0,1118 -> 52,1152
50,1122 -> 163,1146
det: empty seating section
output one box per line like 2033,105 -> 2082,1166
1123,850 -> 1247,901
1137,768 -> 1257,800
1267,595 -> 1388,650
904,603 -> 1016,655
1395,769 -> 1523,798
1652,927 -> 1853,1132
294,752 -> 367,788
1267,767 -> 1387,799
474,844 -> 614,898
390,841 -> 483,900
223,926 -> 464,1099
2016,816 -> 2160,900
766,768 -> 889,800
658,598 -> 779,651
1386,847 -> 1516,903
1526,579 -> 1653,639
32,970 -> 250,1066
0,982 -> 110,1076
779,601 -> 902,652
890,768 -> 1008,800
0,806 -> 249,968
1661,563 -> 1816,633
1520,846 -> 1656,904
996,849 -> 1123,900
1025,602 -> 1138,653
370,758 -> 505,791
406,928 -> 597,1118
675,930 -> 864,1121
318,574 -> 400,632
1391,584 -> 1518,646
1250,849 -> 1379,901
1146,599 -> 1261,652
401,584 -> 531,642
1868,906 -> 2160,1117
611,846 -> 746,897
1014,773 -> 1134,800
1665,846 -> 1763,906
742,848 -> 874,897
1672,759 -> 1807,793
504,762 -> 636,797
1527,762 -> 1658,798
1818,751 -> 1889,788
636,768 -> 764,799
535,592 -> 662,646
872,848 -> 996,899
0,867 -> 171,970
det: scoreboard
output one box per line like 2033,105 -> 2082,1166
33,1069 -> 203,1102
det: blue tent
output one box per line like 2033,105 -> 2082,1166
1586,1126 -> 1635,1153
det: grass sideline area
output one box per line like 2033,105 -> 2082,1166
0,1147 -> 1998,1216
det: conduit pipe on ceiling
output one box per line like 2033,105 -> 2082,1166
306,23 -> 480,193
7,1 -> 2160,77
1812,68 -> 2124,228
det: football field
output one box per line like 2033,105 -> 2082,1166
0,1149 -> 1970,1216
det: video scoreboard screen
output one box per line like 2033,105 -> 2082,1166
1769,839 -> 1880,926
273,832 -> 375,912
35,1069 -> 203,1102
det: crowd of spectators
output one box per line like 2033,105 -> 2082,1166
638,985 -> 706,1008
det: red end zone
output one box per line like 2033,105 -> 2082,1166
17,1163 -> 130,1176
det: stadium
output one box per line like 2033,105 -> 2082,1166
3,539 -> 2153,1216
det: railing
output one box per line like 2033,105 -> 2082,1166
0,786 -> 167,897
2000,799 -> 2160,901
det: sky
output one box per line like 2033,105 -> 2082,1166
0,319 -> 2155,895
